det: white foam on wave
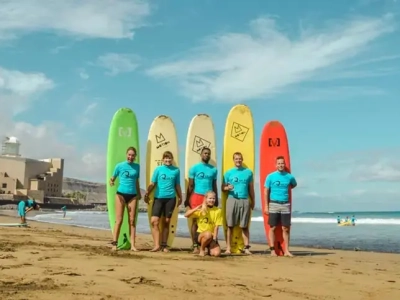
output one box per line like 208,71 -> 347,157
38,211 -> 400,225
54,210 -> 106,215
177,214 -> 400,225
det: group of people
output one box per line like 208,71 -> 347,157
337,215 -> 356,226
110,146 -> 297,257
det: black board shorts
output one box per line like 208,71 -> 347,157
152,198 -> 176,218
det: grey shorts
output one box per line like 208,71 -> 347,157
268,201 -> 291,227
226,197 -> 250,228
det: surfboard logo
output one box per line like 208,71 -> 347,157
192,135 -> 211,153
155,133 -> 170,149
268,138 -> 280,147
118,127 -> 132,137
231,122 -> 249,142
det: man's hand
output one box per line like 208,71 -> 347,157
144,194 -> 149,204
177,198 -> 182,206
184,198 -> 190,207
109,178 -> 114,186
225,184 -> 234,191
264,205 -> 269,215
250,200 -> 255,210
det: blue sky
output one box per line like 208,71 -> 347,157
0,0 -> 399,212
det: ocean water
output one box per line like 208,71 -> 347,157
27,210 -> 400,253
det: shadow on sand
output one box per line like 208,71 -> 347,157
166,247 -> 334,257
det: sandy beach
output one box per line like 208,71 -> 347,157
0,214 -> 399,300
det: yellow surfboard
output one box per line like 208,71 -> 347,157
222,104 -> 255,254
146,115 -> 180,247
185,114 -> 217,239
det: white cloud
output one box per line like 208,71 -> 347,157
0,67 -> 104,181
78,102 -> 98,126
350,162 -> 400,182
0,1 -> 151,182
0,67 -> 53,97
95,53 -> 140,76
306,148 -> 400,183
147,14 -> 395,102
78,69 -> 89,80
0,67 -> 54,116
0,0 -> 151,40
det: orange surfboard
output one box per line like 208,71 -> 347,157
259,121 -> 292,256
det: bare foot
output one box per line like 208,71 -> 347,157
199,250 -> 206,257
149,246 -> 160,252
130,247 -> 140,252
284,252 -> 294,257
224,249 -> 231,254
162,247 -> 170,253
244,249 -> 252,255
192,247 -> 200,254
110,241 -> 118,251
270,251 -> 277,257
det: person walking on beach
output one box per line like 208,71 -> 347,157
109,146 -> 141,252
144,151 -> 182,252
18,198 -> 40,224
185,147 -> 218,253
61,206 -> 67,218
185,191 -> 222,257
222,152 -> 255,255
264,156 -> 297,257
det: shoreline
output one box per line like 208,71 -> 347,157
1,214 -> 399,299
1,210 -> 399,255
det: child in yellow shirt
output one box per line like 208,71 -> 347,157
184,191 -> 222,257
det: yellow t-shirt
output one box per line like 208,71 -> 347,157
192,207 -> 223,233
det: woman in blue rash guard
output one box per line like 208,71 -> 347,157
109,146 -> 141,251
18,198 -> 40,224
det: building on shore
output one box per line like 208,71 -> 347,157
0,136 -> 64,203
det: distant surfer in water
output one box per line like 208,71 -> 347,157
61,206 -> 67,218
222,152 -> 255,255
185,147 -> 218,254
351,215 -> 356,226
185,191 -> 222,257
337,216 -> 341,224
144,151 -> 182,252
264,156 -> 297,257
18,198 -> 40,224
109,146 -> 141,252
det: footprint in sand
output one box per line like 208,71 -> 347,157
0,254 -> 16,259
121,276 -> 162,287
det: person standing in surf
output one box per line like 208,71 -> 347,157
185,147 -> 218,253
185,191 -> 222,257
264,156 -> 297,257
109,146 -> 141,252
61,205 -> 67,218
18,198 -> 40,224
222,152 -> 255,255
144,151 -> 182,252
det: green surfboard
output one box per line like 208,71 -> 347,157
106,108 -> 140,250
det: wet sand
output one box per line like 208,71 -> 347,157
0,214 -> 399,300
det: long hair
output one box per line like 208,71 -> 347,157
200,190 -> 216,216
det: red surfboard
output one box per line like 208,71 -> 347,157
259,120 -> 291,256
